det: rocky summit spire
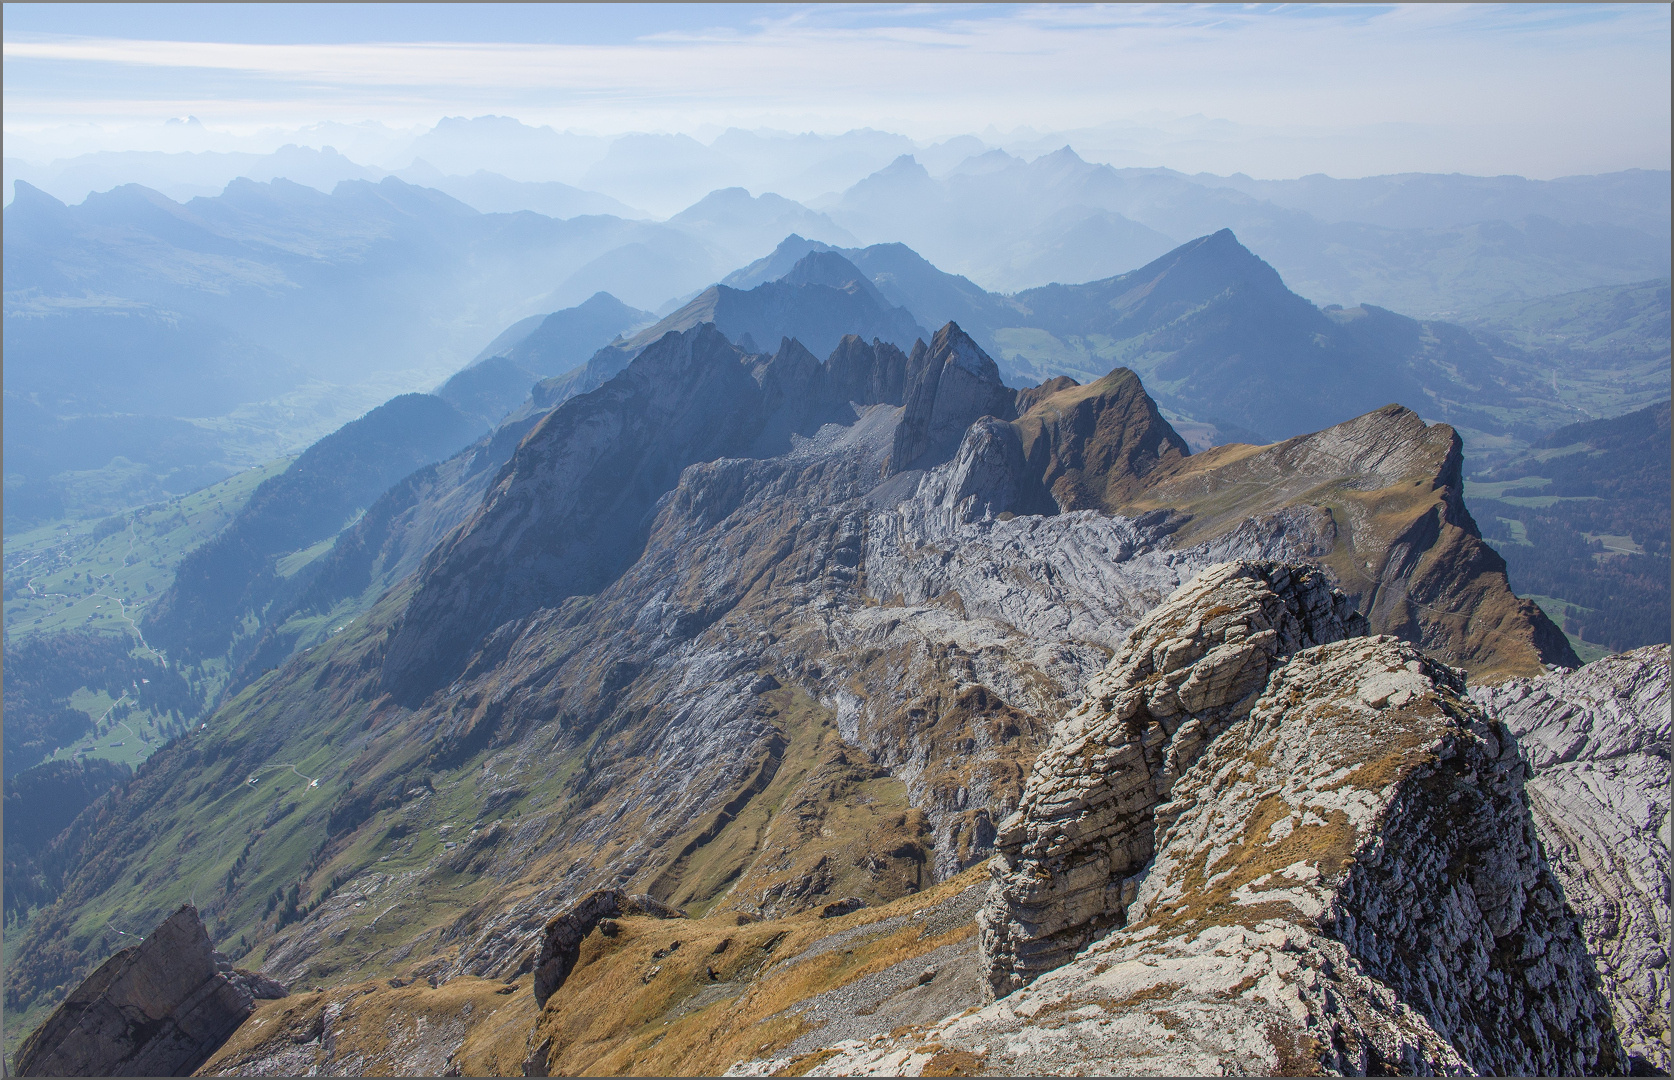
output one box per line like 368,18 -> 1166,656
888,322 -> 1017,475
979,560 -> 1368,996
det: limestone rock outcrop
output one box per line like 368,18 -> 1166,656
979,560 -> 1367,996
13,905 -> 284,1077
826,634 -> 1618,1076
531,889 -> 686,1006
1472,644 -> 1671,1075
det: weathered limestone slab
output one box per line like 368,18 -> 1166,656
1472,644 -> 1671,1075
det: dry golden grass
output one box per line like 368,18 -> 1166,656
639,683 -> 932,919
1131,791 -> 1360,941
921,1046 -> 988,1076
197,974 -> 536,1076
515,866 -> 989,1076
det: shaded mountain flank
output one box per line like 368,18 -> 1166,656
6,320 -> 1583,1063
140,393 -> 482,665
435,355 -> 542,428
3,758 -> 133,923
483,291 -> 653,376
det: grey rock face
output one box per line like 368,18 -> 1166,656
824,635 -> 1618,1077
13,904 -> 282,1077
978,560 -> 1367,997
531,889 -> 686,1006
889,323 -> 1017,474
1472,644 -> 1671,1075
910,416 -> 1055,523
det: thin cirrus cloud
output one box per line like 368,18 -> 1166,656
3,3 -> 1669,177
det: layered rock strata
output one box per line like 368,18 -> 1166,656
1472,644 -> 1671,1075
978,560 -> 1367,996
825,634 -> 1619,1076
1114,402 -> 1576,679
13,905 -> 284,1077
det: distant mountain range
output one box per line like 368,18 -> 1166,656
810,148 -> 1670,310
701,231 -> 1671,449
0,177 -> 852,528
6,155 -> 1666,540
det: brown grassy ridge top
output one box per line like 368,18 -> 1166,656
198,865 -> 990,1077
1107,403 -> 1575,681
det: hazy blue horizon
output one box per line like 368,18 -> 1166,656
5,3 -> 1669,181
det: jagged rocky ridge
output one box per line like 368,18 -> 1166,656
6,319 -> 1578,1069
525,250 -> 926,413
1472,645 -> 1672,1075
978,561 -> 1369,995
813,564 -> 1621,1076
12,905 -> 284,1077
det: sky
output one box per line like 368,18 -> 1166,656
4,2 -> 1670,179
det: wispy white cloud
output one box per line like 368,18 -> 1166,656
4,3 -> 1668,177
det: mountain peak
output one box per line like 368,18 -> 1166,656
888,322 -> 1014,474
782,250 -> 874,293
930,321 -> 1000,382
720,234 -> 839,289
7,179 -> 69,213
870,154 -> 931,183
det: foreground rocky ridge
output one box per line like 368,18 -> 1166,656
811,575 -> 1619,1075
8,322 -> 1580,1068
1472,645 -> 1672,1075
979,561 -> 1368,996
